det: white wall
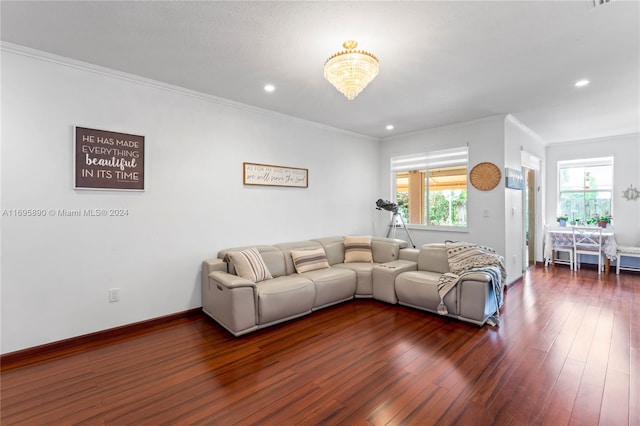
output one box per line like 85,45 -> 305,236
378,115 -> 509,264
504,115 -> 546,271
0,47 -> 380,354
545,133 -> 640,246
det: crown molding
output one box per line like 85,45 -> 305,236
505,114 -> 548,146
1,42 -> 377,142
550,132 -> 640,147
381,114 -> 508,143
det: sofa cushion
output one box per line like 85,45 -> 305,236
334,263 -> 375,296
275,240 -> 324,275
344,236 -> 373,263
371,238 -> 402,263
312,236 -> 346,266
291,248 -> 330,273
418,244 -> 450,274
226,247 -> 273,282
218,245 -> 286,277
301,268 -> 356,308
256,276 -> 315,324
395,270 -> 457,315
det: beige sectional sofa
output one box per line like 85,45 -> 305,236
202,237 -> 504,336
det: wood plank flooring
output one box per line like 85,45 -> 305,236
1,265 -> 638,425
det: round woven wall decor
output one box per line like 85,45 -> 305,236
469,162 -> 501,191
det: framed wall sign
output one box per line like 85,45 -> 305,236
243,162 -> 308,188
75,126 -> 145,190
505,167 -> 524,190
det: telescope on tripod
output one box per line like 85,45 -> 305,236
375,199 -> 416,248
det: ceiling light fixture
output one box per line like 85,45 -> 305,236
324,40 -> 379,100
386,124 -> 394,131
264,84 -> 276,92
575,79 -> 590,87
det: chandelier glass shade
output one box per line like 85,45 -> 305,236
324,40 -> 379,100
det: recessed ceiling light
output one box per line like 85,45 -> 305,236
575,79 -> 590,87
264,84 -> 275,93
386,124 -> 394,131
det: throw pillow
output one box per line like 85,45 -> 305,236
344,236 -> 373,263
226,247 -> 273,282
290,248 -> 330,273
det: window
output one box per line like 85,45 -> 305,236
391,147 -> 468,227
558,157 -> 613,223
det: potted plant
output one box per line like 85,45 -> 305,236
556,214 -> 569,227
597,214 -> 612,228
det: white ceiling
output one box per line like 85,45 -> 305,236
1,1 -> 638,143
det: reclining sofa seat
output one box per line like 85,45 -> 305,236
395,243 -> 500,326
204,245 -> 316,336
275,240 -> 356,310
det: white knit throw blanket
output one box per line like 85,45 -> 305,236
436,241 -> 507,325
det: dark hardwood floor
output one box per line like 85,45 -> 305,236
2,265 -> 638,425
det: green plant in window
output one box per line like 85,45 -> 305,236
428,190 -> 466,227
396,192 -> 409,222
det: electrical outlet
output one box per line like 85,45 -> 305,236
109,288 -> 120,303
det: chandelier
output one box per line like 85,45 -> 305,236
324,40 -> 379,100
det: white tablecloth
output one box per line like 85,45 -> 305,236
544,227 -> 618,260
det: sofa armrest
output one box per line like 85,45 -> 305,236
457,271 -> 499,326
209,271 -> 256,289
202,258 -> 228,290
458,272 -> 491,283
202,271 -> 258,336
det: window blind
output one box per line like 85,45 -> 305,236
558,157 -> 613,168
390,147 -> 468,172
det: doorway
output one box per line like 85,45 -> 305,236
524,167 -> 536,269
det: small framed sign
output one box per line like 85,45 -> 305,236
505,167 -> 524,190
243,162 -> 308,188
75,126 -> 145,191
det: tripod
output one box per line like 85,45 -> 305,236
386,209 -> 416,248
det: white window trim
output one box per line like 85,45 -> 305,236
557,156 -> 614,219
391,146 -> 469,229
